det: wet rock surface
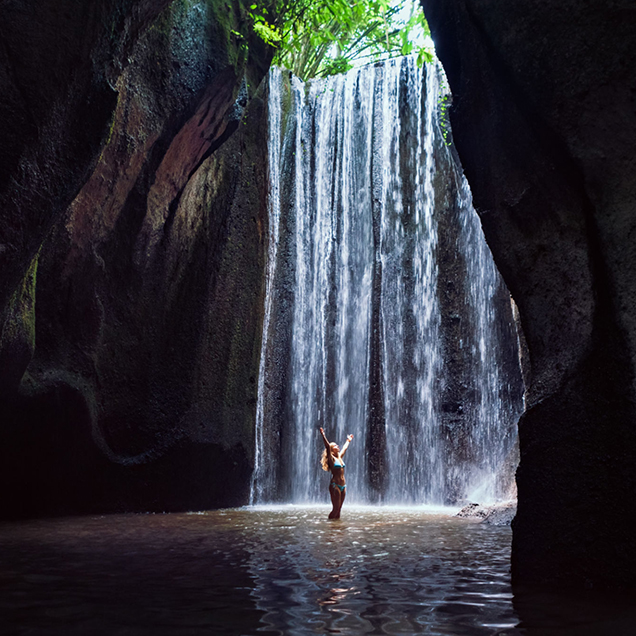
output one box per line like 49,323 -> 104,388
422,0 -> 636,589
0,1 -> 273,517
457,501 -> 517,526
0,0 -> 173,330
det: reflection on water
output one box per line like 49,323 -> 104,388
243,506 -> 517,635
0,506 -> 634,635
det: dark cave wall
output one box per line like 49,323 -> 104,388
0,0 -> 172,329
421,0 -> 636,589
0,0 -> 273,517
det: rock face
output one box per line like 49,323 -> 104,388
456,501 -> 516,526
0,0 -> 171,330
421,0 -> 636,589
0,0 -> 272,517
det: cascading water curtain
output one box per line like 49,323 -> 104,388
454,174 -> 522,503
252,56 -> 523,506
250,68 -> 283,504
287,66 -> 375,503
379,58 -> 443,503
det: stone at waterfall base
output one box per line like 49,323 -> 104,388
456,501 -> 517,526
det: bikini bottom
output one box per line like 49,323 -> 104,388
330,482 -> 346,493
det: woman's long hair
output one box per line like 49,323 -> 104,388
321,449 -> 330,471
321,443 -> 337,471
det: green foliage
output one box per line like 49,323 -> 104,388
321,56 -> 354,77
0,250 -> 39,353
438,93 -> 452,146
248,5 -> 281,46
248,0 -> 433,81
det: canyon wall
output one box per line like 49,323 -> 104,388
0,0 -> 272,517
421,0 -> 636,589
4,0 -> 631,594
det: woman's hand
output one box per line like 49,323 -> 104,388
341,433 -> 353,457
319,427 -> 330,449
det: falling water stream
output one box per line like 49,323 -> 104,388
252,57 -> 523,506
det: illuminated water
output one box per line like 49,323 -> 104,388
1,507 -> 633,635
252,57 -> 523,506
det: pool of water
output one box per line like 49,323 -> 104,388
0,506 -> 634,635
242,505 -> 515,635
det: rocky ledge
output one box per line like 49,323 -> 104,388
457,501 -> 517,526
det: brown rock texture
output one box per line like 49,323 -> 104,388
421,0 -> 636,589
0,0 -> 273,517
0,0 -> 172,330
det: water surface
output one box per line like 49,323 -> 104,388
0,506 -> 633,635
242,505 -> 516,635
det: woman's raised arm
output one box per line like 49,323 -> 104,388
341,434 -> 354,457
319,427 -> 331,450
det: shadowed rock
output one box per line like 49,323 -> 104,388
0,0 -> 273,518
422,0 -> 636,589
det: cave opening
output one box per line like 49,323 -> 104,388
1,0 -> 635,632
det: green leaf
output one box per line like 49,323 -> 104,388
253,19 -> 282,45
251,0 -> 434,81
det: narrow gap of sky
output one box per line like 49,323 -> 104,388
348,0 -> 435,69
394,0 -> 433,48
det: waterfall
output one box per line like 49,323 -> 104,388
252,57 -> 524,506
379,56 -> 443,503
250,68 -> 283,504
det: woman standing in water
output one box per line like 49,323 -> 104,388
319,427 -> 354,519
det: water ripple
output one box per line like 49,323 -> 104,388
0,507 -> 632,634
